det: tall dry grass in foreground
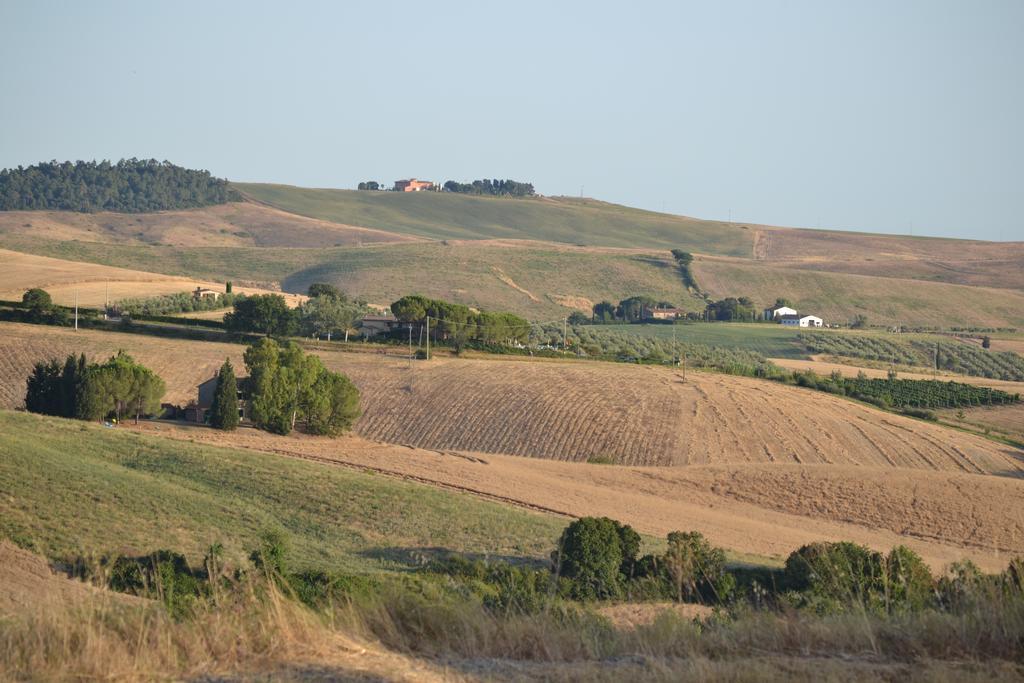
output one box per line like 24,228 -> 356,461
3,574 -> 1023,682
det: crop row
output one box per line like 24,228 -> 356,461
840,378 -> 1019,409
799,332 -> 1024,381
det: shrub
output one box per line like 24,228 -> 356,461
882,546 -> 934,611
663,531 -> 730,604
783,542 -> 883,612
553,517 -> 628,600
108,550 -> 206,618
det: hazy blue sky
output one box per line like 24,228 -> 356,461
1,1 -> 1021,240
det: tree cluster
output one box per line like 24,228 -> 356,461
225,287 -> 368,340
390,294 -> 530,350
356,181 -> 382,191
441,179 -> 535,197
115,291 -> 240,317
243,338 -> 360,436
589,296 -> 681,324
0,159 -> 240,213
25,351 -> 165,423
705,297 -> 757,322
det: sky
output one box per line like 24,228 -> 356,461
1,1 -> 1022,241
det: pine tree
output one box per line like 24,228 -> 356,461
209,359 -> 239,431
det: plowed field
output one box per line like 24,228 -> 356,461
1,323 -> 1020,474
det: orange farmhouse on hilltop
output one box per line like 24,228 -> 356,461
393,178 -> 434,192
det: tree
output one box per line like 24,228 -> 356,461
553,517 -> 630,600
592,301 -> 616,323
22,288 -> 53,311
773,297 -> 792,308
55,352 -> 165,422
307,283 -> 344,300
25,360 -> 62,415
617,295 -> 658,322
208,359 -> 239,431
225,294 -> 297,337
567,311 -> 590,326
982,336 -> 991,349
243,338 -> 359,436
305,371 -> 361,435
298,294 -> 365,341
851,314 -> 869,329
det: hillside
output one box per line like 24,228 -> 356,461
132,421 -> 1024,571
0,410 -> 562,572
695,256 -> 1024,328
236,183 -> 756,255
1,323 -> 1019,474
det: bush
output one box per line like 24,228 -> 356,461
662,531 -> 731,604
783,542 -> 883,613
883,546 -> 935,611
108,550 -> 207,618
553,517 -> 630,600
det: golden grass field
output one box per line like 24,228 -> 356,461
127,420 -> 1024,571
1,323 -> 1019,474
0,249 -> 304,308
0,202 -> 419,249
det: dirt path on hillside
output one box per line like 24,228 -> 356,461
129,423 -> 1024,571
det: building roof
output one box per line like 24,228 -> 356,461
361,315 -> 399,322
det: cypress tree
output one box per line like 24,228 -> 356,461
209,359 -> 239,431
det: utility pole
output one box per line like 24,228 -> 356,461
408,323 -> 413,368
104,280 -> 109,319
563,317 -> 567,352
74,289 -> 79,331
425,316 -> 430,360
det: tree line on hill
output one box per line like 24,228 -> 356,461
225,284 -> 369,340
390,294 -> 531,351
0,159 -> 240,213
26,352 -> 165,423
589,294 -> 763,323
441,179 -> 535,196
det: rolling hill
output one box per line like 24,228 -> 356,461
235,183 -> 757,255
1,323 -> 1019,474
2,178 -> 1023,327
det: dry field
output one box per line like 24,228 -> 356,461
0,202 -> 419,249
128,421 -> 1024,571
770,356 -> 1024,394
0,323 -> 1020,475
0,249 -> 304,308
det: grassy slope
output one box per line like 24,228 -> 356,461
0,238 -> 703,318
0,411 -> 563,572
695,257 -> 1024,329
236,184 -> 755,255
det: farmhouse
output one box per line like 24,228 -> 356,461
184,374 -> 250,424
360,314 -> 402,338
643,306 -> 684,321
393,178 -> 434,192
763,305 -> 797,321
779,314 -> 824,328
192,287 -> 220,301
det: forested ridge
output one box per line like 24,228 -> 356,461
0,159 -> 241,213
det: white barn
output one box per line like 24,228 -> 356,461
764,305 -> 797,321
780,314 -> 824,328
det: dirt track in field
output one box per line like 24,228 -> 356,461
129,422 -> 1024,571
1,323 -> 1021,474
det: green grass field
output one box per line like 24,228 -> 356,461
595,323 -> 809,359
236,183 -> 756,255
0,411 -> 565,572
